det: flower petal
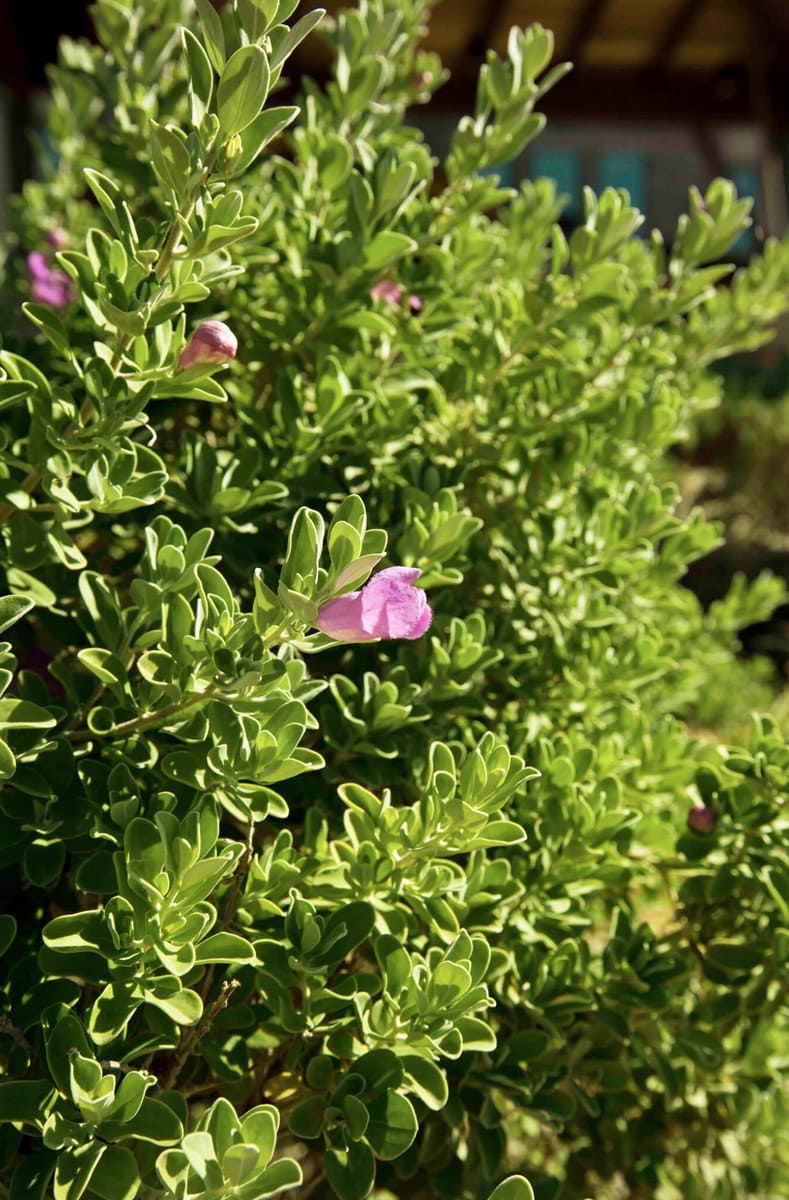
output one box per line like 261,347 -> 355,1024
315,591 -> 375,641
360,570 -> 425,638
408,595 -> 433,638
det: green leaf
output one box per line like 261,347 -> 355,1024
280,506 -> 325,593
0,1081 -> 54,1124
0,699 -> 56,730
364,1090 -> 417,1160
87,982 -> 142,1047
54,1141 -> 105,1200
150,122 -> 192,196
182,29 -> 214,126
102,1071 -> 151,1124
705,939 -> 764,974
0,914 -> 17,958
325,1142 -> 375,1200
287,1096 -> 324,1140
222,1143 -> 259,1186
354,1050 -> 403,1095
83,1146 -> 140,1200
455,1016 -> 497,1052
8,1152 -> 56,1200
269,9 -> 325,72
313,901 -> 376,967
0,594 -> 34,634
226,105 -> 299,177
375,935 -> 410,996
83,169 -> 123,237
0,737 -> 15,780
487,1178 -> 536,1200
218,45 -> 271,136
46,1012 -> 91,1099
193,932 -> 256,965
364,232 -> 416,271
399,1054 -> 448,1110
23,839 -> 65,887
143,982 -> 202,1026
239,1158 -> 302,1198
124,818 -> 165,883
239,1105 -> 278,1166
100,1097 -> 183,1146
77,648 -> 125,687
344,1094 -> 369,1141
195,0 -> 225,73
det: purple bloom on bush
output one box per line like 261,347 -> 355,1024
179,320 -> 238,369
687,805 -> 716,834
316,567 -> 432,642
27,251 -> 72,308
371,280 -> 423,315
370,280 -> 404,305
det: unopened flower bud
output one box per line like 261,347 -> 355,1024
408,294 -> 423,314
224,133 -> 243,164
687,805 -> 716,834
47,227 -> 69,251
178,320 -> 238,369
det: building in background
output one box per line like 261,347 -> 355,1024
294,0 -> 789,256
2,0 -> 789,251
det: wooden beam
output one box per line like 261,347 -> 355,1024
466,0 -> 511,57
747,0 -> 789,55
278,57 -> 789,128
413,65 -> 787,126
650,0 -> 710,70
562,0 -> 611,65
745,0 -> 789,235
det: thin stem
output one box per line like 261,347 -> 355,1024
0,468 -> 44,528
65,685 -> 216,743
0,1014 -> 33,1056
63,677 -> 112,735
219,821 -> 256,931
160,979 -> 241,1092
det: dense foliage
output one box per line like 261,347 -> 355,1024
0,2 -> 788,1198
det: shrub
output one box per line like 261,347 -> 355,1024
0,3 -> 788,1199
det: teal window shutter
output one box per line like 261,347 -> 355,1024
478,161 -> 516,186
530,148 -> 582,221
597,151 -> 648,229
729,165 -> 760,257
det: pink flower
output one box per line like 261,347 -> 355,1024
370,280 -> 404,305
408,294 -> 423,314
316,567 -> 432,642
178,320 -> 238,369
47,227 -> 69,251
27,252 -> 72,308
687,805 -> 716,834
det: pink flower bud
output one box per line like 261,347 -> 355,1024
370,280 -> 404,306
47,227 -> 69,251
408,294 -> 423,314
178,320 -> 238,369
688,805 -> 716,834
316,567 -> 432,642
27,252 -> 73,308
